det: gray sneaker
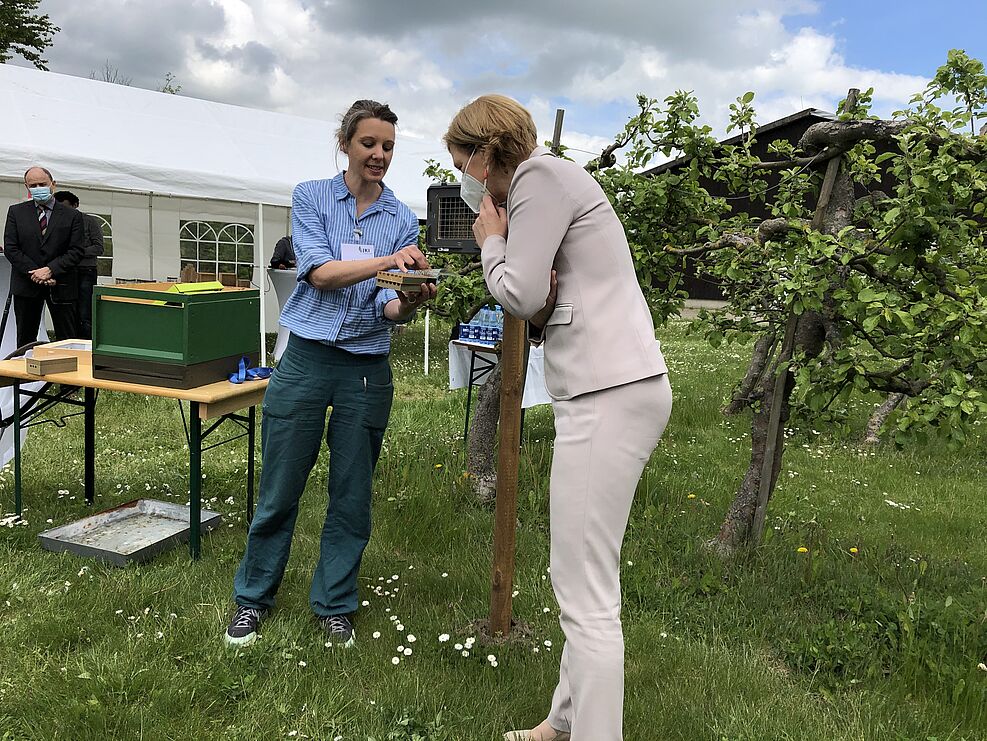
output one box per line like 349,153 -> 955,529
321,614 -> 356,648
224,605 -> 267,647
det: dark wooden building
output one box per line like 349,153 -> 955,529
644,108 -> 836,300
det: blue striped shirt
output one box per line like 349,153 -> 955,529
280,174 -> 420,355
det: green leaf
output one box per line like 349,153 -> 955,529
858,288 -> 886,302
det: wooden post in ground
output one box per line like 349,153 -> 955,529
488,109 -> 566,636
488,310 -> 526,635
750,88 -> 858,543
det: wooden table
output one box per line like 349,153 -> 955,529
0,359 -> 268,559
450,339 -> 500,442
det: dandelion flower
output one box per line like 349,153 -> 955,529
849,547 -> 859,554
687,494 -> 696,499
797,547 -> 809,553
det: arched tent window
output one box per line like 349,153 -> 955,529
217,223 -> 255,282
87,213 -> 113,277
180,220 -> 254,282
180,220 -> 217,277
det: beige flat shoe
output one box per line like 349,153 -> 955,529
503,731 -> 571,741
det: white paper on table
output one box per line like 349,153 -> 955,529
448,341 -> 551,409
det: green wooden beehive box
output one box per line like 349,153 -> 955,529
92,282 -> 260,389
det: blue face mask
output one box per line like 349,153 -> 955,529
29,186 -> 52,203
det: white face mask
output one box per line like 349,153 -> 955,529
459,149 -> 488,213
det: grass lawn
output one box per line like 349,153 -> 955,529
0,320 -> 985,740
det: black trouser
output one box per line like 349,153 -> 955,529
14,294 -> 78,348
77,267 -> 98,340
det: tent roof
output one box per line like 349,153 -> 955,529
0,64 -> 434,216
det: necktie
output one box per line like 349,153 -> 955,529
38,206 -> 47,237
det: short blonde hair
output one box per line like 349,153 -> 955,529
443,94 -> 538,172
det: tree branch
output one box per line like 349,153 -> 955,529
749,148 -> 841,170
665,232 -> 756,255
799,119 -> 910,153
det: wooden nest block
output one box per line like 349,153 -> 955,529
376,269 -> 441,291
26,355 -> 78,376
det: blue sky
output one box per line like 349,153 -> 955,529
787,1 -> 986,77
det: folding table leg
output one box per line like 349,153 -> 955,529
189,401 -> 202,560
13,381 -> 21,518
84,387 -> 95,506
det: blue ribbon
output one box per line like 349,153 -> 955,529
228,356 -> 274,384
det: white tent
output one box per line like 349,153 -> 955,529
0,64 -> 439,362
0,63 -> 434,214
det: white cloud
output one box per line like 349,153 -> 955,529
24,0 -> 935,184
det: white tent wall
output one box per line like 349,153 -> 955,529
1,181 -> 287,333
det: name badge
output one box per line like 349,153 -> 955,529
341,242 -> 374,261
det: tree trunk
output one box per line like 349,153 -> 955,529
713,311 -> 826,551
723,334 -> 775,415
713,357 -> 792,550
863,393 -> 905,446
714,92 -> 858,552
467,362 -> 502,504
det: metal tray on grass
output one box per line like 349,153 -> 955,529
38,499 -> 222,566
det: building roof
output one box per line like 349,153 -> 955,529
643,107 -> 836,176
0,63 -> 434,215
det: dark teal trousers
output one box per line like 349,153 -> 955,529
233,333 -> 393,617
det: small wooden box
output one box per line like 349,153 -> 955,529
26,355 -> 78,376
376,269 -> 440,291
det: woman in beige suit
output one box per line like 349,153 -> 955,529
445,95 -> 672,741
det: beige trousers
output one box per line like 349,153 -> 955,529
546,373 -> 672,741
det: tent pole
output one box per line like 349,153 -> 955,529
257,202 -> 267,367
424,309 -> 430,375
148,192 -> 154,280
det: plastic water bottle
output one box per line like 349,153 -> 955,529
478,308 -> 491,343
494,305 -> 504,342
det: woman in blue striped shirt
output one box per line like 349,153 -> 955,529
226,100 -> 436,648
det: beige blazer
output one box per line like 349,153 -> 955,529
481,147 -> 668,401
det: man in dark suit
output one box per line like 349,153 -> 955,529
3,167 -> 85,347
54,190 -> 104,339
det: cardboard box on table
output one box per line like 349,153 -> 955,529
91,282 -> 259,389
